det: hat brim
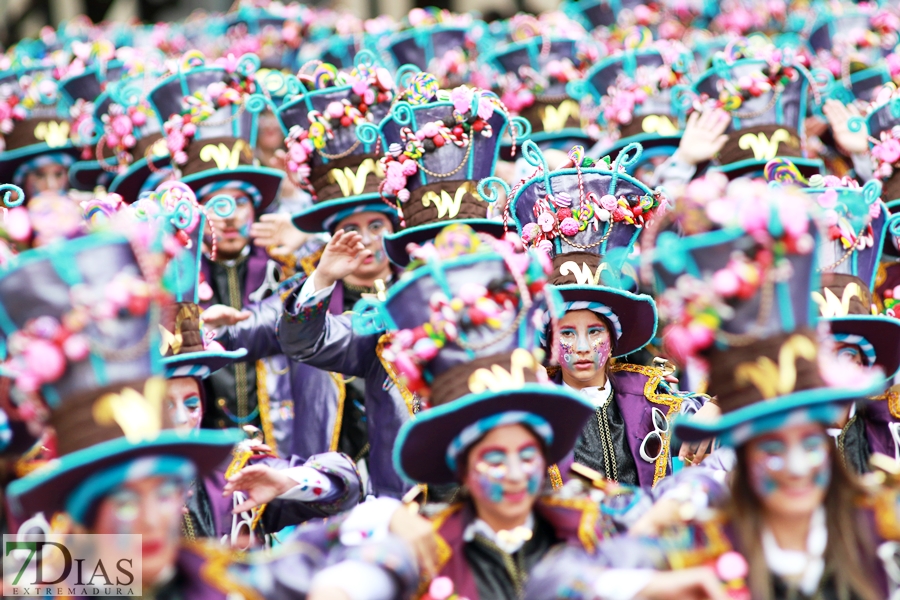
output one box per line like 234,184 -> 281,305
107,154 -> 173,203
181,166 -> 284,214
384,218 -> 509,267
6,428 -> 242,520
68,159 -> 118,191
500,130 -> 595,160
827,314 -> 900,379
554,284 -> 658,357
600,133 -> 682,166
162,348 -> 248,375
393,384 -> 594,485
291,192 -> 393,234
672,381 -> 882,446
0,144 -> 82,184
712,157 -> 825,180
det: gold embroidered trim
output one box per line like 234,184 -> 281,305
377,333 -> 416,415
610,363 -> 683,488
300,247 -> 325,277
328,372 -> 347,452
547,464 -> 564,490
539,495 -> 600,553
184,540 -> 265,600
873,385 -> 900,421
255,361 -> 278,456
415,503 -> 462,598
225,445 -> 268,532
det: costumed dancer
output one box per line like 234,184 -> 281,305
483,140 -> 705,490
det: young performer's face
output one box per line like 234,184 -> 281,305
334,211 -> 393,280
464,424 -> 545,529
164,377 -> 203,432
92,476 -> 187,586
744,423 -> 831,519
24,163 -> 68,196
557,310 -> 612,386
202,189 -> 255,260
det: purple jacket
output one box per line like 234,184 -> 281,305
193,451 -> 363,543
552,365 -> 685,491
277,281 -> 412,498
173,515 -> 419,599
217,292 -> 345,459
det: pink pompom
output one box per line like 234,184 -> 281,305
428,577 -> 455,600
401,160 -> 418,177
62,334 -> 90,361
458,282 -> 487,304
27,339 -> 65,382
559,217 -> 579,236
712,268 -> 740,296
716,551 -> 749,581
5,207 -> 32,242
599,194 -> 618,211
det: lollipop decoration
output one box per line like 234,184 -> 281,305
379,81 -> 509,219
282,61 -> 395,194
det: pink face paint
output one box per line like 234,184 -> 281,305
558,323 -> 611,376
749,434 -> 831,499
470,444 -> 545,505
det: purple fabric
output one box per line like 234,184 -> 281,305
863,399 -> 900,458
551,369 -> 671,490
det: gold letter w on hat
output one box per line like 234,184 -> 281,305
468,349 -> 539,394
735,335 -> 817,400
738,129 -> 793,161
200,140 -> 250,170
811,283 -> 866,318
93,378 -> 165,442
558,260 -> 609,285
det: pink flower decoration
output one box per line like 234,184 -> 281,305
458,282 -> 487,304
451,86 -> 474,114
599,194 -> 618,211
521,222 -> 540,243
874,138 -> 900,164
537,212 -> 556,233
537,239 -> 553,255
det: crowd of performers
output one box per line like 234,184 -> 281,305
4,0 -> 900,598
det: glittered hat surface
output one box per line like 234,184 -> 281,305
372,73 -> 524,233
646,173 -> 885,444
569,42 -> 692,159
485,141 -> 667,290
147,52 -> 283,210
691,39 -> 826,177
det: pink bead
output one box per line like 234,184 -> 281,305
26,339 -> 66,382
716,551 -> 749,581
712,268 -> 740,296
63,334 -> 90,361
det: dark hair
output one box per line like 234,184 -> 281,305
729,443 -> 879,600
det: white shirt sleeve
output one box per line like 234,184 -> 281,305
296,271 -> 337,308
851,152 -> 874,182
276,466 -> 335,502
593,569 -> 656,600
310,560 -> 398,600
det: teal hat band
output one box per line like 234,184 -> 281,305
445,410 -> 553,473
65,455 -> 196,525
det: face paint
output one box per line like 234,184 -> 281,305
558,322 -> 611,374
749,433 -> 831,499
471,443 -> 545,505
373,249 -> 385,263
238,223 -> 251,238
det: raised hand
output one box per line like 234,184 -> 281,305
223,464 -> 296,513
822,99 -> 869,156
250,212 -> 310,256
200,304 -> 251,329
313,229 -> 371,291
673,109 -> 731,166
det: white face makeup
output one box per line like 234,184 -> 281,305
557,309 -> 612,387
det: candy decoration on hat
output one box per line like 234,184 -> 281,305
276,52 -> 396,233
690,38 -> 830,179
350,222 -> 593,485
146,51 -> 283,211
645,173 -> 886,446
367,73 -> 528,266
